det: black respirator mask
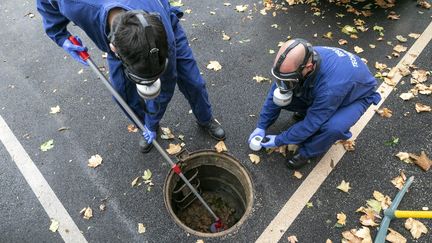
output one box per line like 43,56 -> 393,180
109,11 -> 168,100
271,39 -> 314,106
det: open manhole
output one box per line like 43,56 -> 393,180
164,150 -> 254,237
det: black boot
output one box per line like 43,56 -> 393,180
292,112 -> 306,122
139,137 -> 153,153
198,119 -> 226,140
286,152 -> 310,170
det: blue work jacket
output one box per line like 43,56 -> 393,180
258,46 -> 382,146
37,0 -> 183,129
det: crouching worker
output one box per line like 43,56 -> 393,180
37,0 -> 226,153
248,38 -> 381,169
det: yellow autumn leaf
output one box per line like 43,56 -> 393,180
166,143 -> 182,155
337,212 -> 347,225
49,219 -> 59,232
88,154 -> 103,168
337,180 -> 351,193
206,61 -> 222,71
215,141 -> 227,153
248,154 -> 260,164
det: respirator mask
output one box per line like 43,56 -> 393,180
271,39 -> 314,106
109,11 -> 168,100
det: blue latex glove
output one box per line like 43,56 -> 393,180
248,127 -> 265,144
143,125 -> 156,144
261,135 -> 276,148
62,36 -> 88,66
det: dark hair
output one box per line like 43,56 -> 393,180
111,11 -> 168,73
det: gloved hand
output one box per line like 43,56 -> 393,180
261,135 -> 276,148
143,125 -> 156,144
248,128 -> 265,144
62,36 -> 88,66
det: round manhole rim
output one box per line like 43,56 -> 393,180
163,149 -> 254,238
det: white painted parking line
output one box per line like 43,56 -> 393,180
256,21 -> 432,243
0,116 -> 87,243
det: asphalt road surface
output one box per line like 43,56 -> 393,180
0,0 -> 431,242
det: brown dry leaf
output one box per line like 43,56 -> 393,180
80,207 -> 93,220
215,141 -> 227,153
337,180 -> 352,193
387,11 -> 400,20
50,105 -> 61,114
376,108 -> 393,118
391,171 -> 407,190
354,46 -> 364,53
248,154 -> 261,164
342,229 -> 362,243
355,227 -> 373,243
398,65 -> 411,77
386,228 -> 407,243
338,39 -> 348,45
253,75 -> 271,83
359,208 -> 379,227
393,45 -> 407,53
287,235 -> 298,243
166,143 -> 182,155
161,127 -> 175,140
88,154 -> 103,168
415,103 -> 431,113
326,239 -> 333,243
399,92 -> 415,101
337,212 -> 347,225
293,171 -> 303,179
384,77 -> 396,86
405,218 -> 428,239
222,32 -> 231,41
339,140 -> 355,151
375,62 -> 388,71
206,61 -> 222,71
369,44 -> 376,49
409,151 -> 432,171
418,0 -> 431,9
411,69 -> 429,83
138,223 -> 146,234
127,124 -> 138,133
373,190 -> 392,209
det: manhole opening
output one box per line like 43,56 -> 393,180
164,151 -> 253,237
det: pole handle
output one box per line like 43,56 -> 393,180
68,36 -> 90,61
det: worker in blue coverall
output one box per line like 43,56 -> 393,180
37,0 -> 225,153
248,38 -> 381,169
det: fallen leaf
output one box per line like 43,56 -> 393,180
166,143 -> 182,155
359,207 -> 379,226
271,24 -> 279,29
196,240 -> 204,243
80,207 -> 93,220
215,141 -> 227,153
396,152 -> 412,163
326,239 -> 333,243
342,229 -> 363,242
409,151 -> 431,171
184,9 -> 192,14
354,46 -> 364,53
50,105 -> 61,114
131,177 -> 140,187
138,223 -> 146,234
337,212 -> 347,226
235,5 -> 248,12
375,62 -> 388,71
337,180 -> 352,193
415,103 -> 431,113
88,154 -> 103,168
418,0 -> 431,9
391,171 -> 407,190
269,49 -> 275,54
143,169 -> 152,181
386,228 -> 407,243
338,39 -> 348,45
99,203 -> 106,211
127,124 -> 138,133
253,75 -> 271,83
393,45 -> 407,53
78,69 -> 84,74
369,44 -> 376,49
411,69 -> 429,83
287,235 -> 298,243
408,33 -> 421,39
161,127 -> 175,139
306,202 -> 313,208
49,219 -> 59,232
293,171 -> 303,179
323,32 -> 333,40
222,32 -> 231,41
373,25 -> 384,36
339,140 -> 355,151
367,199 -> 382,214
206,61 -> 222,71
170,0 -> 183,6
376,108 -> 393,118
248,154 -> 260,164
40,139 -> 54,152
355,227 -> 373,243
387,11 -> 400,20
405,218 -> 428,239
223,3 -> 231,6
341,25 -> 358,35
399,92 -> 415,101
373,191 -> 392,209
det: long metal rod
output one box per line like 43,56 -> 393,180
86,58 -> 219,221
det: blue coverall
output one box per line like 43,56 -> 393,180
258,46 -> 382,158
37,0 -> 212,132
